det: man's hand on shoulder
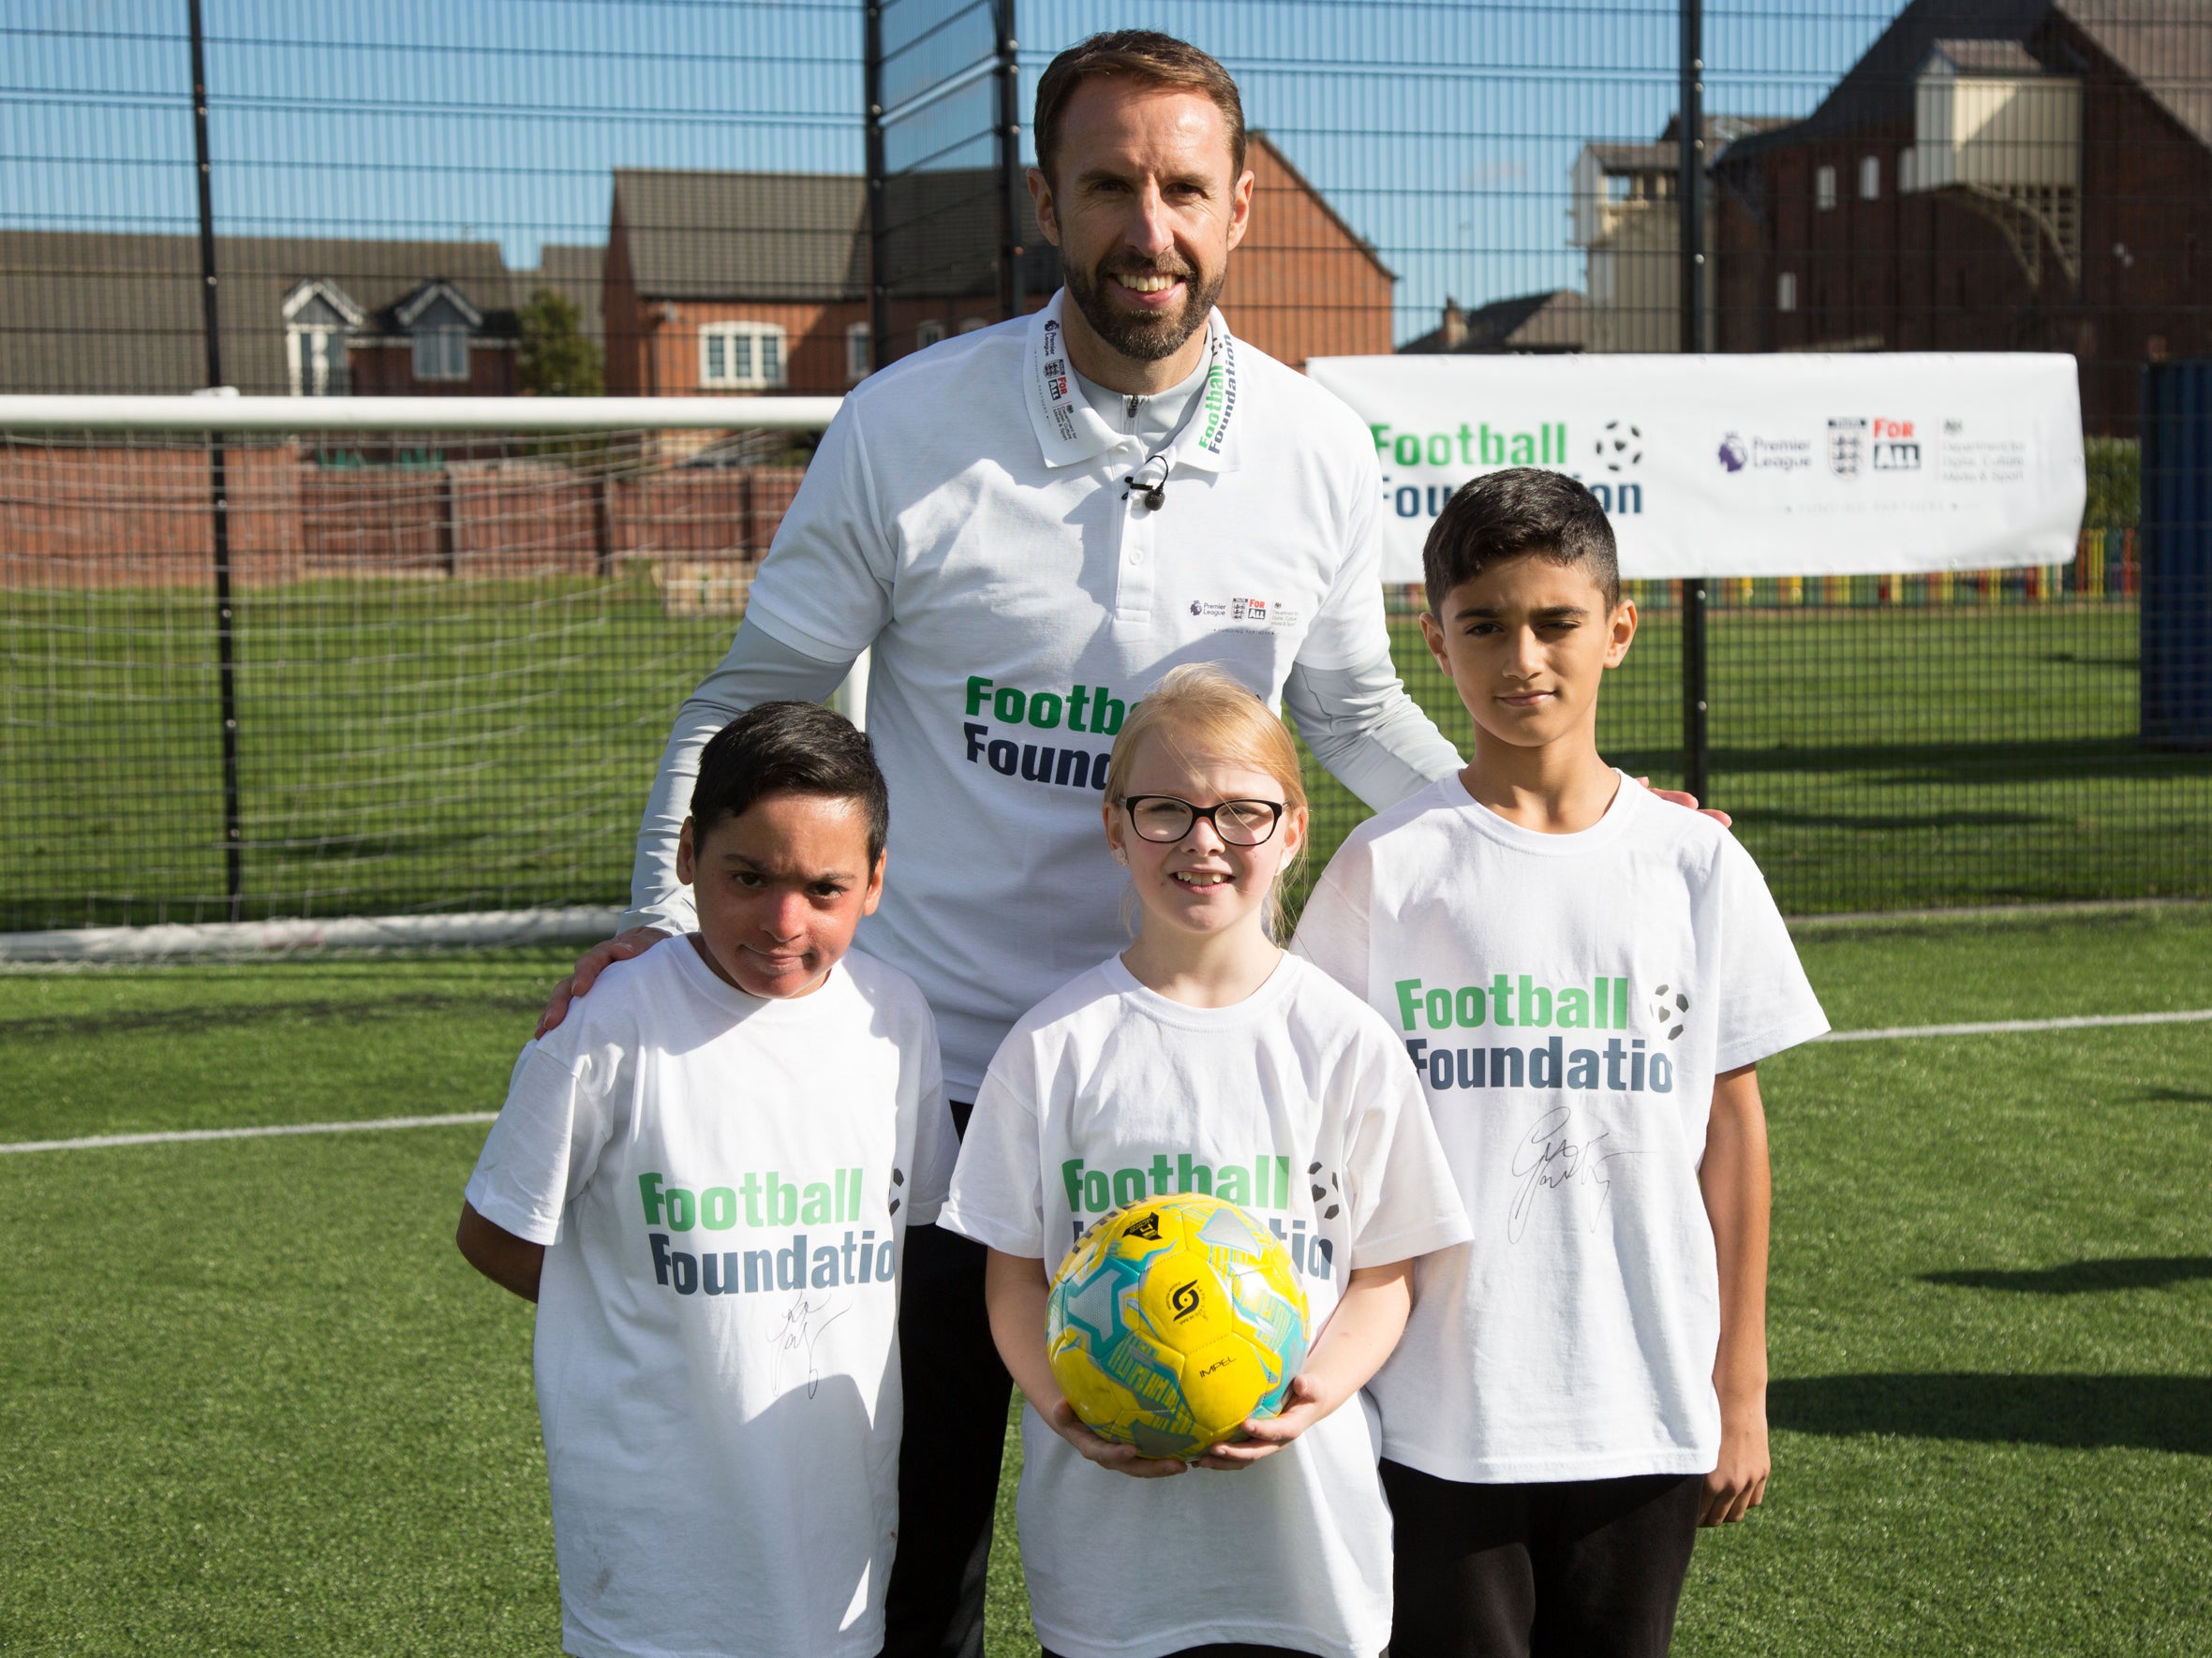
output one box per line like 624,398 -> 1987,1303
537,925 -> 673,1037
1639,780 -> 1731,829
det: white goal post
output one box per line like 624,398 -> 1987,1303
1,393 -> 849,962
0,392 -> 845,434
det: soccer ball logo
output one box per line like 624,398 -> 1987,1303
1652,984 -> 1689,1041
1047,1192 -> 1309,1460
1596,420 -> 1642,473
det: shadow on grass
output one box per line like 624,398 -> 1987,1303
1770,1373 -> 2212,1455
1720,739 -> 2212,786
1923,1257 -> 2212,1295
0,991 -> 542,1044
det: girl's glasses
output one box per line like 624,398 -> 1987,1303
1120,795 -> 1287,847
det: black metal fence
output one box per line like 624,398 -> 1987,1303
3,1 -> 2207,935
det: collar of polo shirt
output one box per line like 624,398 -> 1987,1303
1023,289 -> 1244,479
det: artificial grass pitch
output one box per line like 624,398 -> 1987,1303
2,910 -> 2208,1653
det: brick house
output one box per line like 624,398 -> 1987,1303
0,231 -> 539,396
1709,0 -> 2212,433
1220,133 -> 1397,367
603,135 -> 1395,396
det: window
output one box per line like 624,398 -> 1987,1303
1777,272 -> 1798,313
412,328 -> 469,381
288,327 -> 349,395
699,322 -> 787,390
958,317 -> 988,334
1815,165 -> 1837,211
1859,155 -> 1880,200
914,319 -> 946,349
1898,146 -> 1918,192
281,280 -> 361,396
846,321 -> 871,384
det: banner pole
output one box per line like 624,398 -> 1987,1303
1678,0 -> 1711,806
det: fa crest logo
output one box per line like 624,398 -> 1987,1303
1827,417 -> 1867,479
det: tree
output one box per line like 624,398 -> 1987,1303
517,287 -> 604,397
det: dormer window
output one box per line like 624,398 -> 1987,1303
413,327 -> 469,381
281,279 -> 364,396
394,281 -> 484,384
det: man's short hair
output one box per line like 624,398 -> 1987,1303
690,702 -> 890,863
1422,467 -> 1621,611
1033,31 -> 1246,190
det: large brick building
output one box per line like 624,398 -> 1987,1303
1709,0 -> 2212,433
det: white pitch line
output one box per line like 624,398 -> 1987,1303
0,1112 -> 496,1155
1815,1008 -> 2212,1043
5,1010 -> 2207,1156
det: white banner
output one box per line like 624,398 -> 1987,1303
1305,352 -> 2086,583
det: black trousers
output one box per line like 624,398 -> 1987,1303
1380,1459 -> 1701,1658
881,1103 -> 1013,1658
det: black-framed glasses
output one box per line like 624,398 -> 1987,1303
1120,795 -> 1287,847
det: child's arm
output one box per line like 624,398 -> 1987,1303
1699,1062 -> 1771,1525
1195,1257 -> 1415,1471
456,1201 -> 546,1303
983,1248 -> 1189,1480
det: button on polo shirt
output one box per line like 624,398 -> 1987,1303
742,289 -> 1400,1096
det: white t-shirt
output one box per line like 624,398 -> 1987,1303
740,291 -> 1413,1098
1293,773 -> 1828,1484
464,941 -> 958,1658
938,953 -> 1471,1658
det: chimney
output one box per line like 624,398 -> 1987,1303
1441,296 -> 1466,349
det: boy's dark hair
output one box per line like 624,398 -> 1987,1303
1422,467 -> 1621,610
1034,32 -> 1246,190
690,702 -> 889,863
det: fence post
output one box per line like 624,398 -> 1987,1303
864,4 -> 889,369
1678,0 -> 1712,806
438,467 -> 459,577
996,0 -> 1023,319
591,476 -> 614,578
189,0 -> 244,922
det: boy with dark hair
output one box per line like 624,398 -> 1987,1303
1294,469 -> 1827,1657
458,702 -> 957,1658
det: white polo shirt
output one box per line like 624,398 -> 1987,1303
742,292 -> 1410,1096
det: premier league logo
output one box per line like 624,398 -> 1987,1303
1827,417 -> 1867,480
1717,433 -> 1747,473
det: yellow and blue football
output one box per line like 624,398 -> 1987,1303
1047,1192 -> 1309,1461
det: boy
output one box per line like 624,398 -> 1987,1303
456,702 -> 958,1658
1293,470 -> 1828,1658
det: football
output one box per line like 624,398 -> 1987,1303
1047,1192 -> 1310,1460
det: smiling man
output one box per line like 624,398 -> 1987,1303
540,32 -> 1541,1658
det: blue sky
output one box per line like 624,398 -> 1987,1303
5,0 -> 1898,339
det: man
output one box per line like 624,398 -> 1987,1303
540,31 -> 1706,1658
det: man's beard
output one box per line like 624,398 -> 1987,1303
1063,256 -> 1224,363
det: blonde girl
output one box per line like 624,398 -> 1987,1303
935,664 -> 1471,1658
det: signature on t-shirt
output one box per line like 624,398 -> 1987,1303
769,1294 -> 850,1399
1507,1106 -> 1632,1244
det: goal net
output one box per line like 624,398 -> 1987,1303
0,395 -> 840,955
